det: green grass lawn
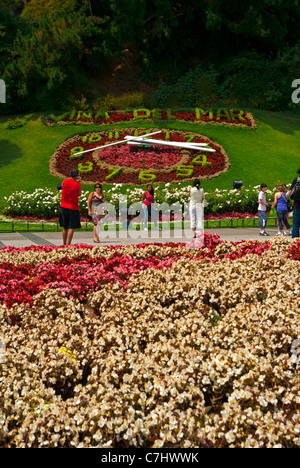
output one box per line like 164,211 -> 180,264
0,108 -> 300,212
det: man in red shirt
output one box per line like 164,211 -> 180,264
59,169 -> 82,245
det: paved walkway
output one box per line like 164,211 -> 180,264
0,227 -> 281,249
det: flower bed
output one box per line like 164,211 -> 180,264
0,235 -> 299,448
44,108 -> 257,130
50,128 -> 230,185
3,185 -> 276,220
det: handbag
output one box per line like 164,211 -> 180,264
282,193 -> 293,212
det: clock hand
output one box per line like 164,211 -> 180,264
72,131 -> 162,156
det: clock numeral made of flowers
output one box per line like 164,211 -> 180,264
50,128 -> 230,185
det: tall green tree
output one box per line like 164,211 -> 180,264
2,10 -> 110,112
205,0 -> 300,50
21,0 -> 82,22
0,8 -> 28,74
0,0 -> 24,15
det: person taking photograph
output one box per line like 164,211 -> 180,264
59,168 -> 82,245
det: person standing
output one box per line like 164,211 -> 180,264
271,185 -> 292,236
258,183 -> 271,236
189,179 -> 205,238
87,182 -> 106,243
142,184 -> 160,231
287,168 -> 300,238
59,168 -> 82,245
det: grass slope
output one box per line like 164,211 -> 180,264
0,109 -> 299,211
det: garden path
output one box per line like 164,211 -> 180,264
0,228 -> 280,249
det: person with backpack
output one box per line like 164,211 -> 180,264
287,167 -> 300,238
271,185 -> 291,236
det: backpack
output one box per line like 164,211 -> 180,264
290,177 -> 300,202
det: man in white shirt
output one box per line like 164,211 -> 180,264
258,183 -> 271,236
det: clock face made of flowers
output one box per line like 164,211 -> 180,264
50,128 -> 230,185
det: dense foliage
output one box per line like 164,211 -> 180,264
3,184 -> 276,220
1,0 -> 300,113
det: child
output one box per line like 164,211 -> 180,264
258,183 -> 271,236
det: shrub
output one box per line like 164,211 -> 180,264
154,65 -> 229,108
3,184 -> 278,220
4,117 -> 26,130
93,92 -> 156,111
3,189 -> 89,219
221,47 -> 300,110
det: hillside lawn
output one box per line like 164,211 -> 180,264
0,108 -> 299,212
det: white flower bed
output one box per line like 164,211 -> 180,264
0,236 -> 299,447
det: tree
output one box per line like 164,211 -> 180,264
0,8 -> 29,73
205,0 -> 300,51
2,10 -> 110,112
21,0 -> 82,22
0,0 -> 24,15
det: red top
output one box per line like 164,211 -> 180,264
144,191 -> 154,206
60,179 -> 81,211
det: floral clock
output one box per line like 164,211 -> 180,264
50,128 -> 230,185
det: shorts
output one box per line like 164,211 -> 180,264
59,207 -> 81,230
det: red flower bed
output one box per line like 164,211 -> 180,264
50,128 -> 230,185
204,212 -> 257,220
0,234 -> 272,310
100,145 -> 183,170
287,241 -> 300,261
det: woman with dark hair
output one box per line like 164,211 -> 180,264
142,184 -> 160,231
189,179 -> 205,238
87,182 -> 106,243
